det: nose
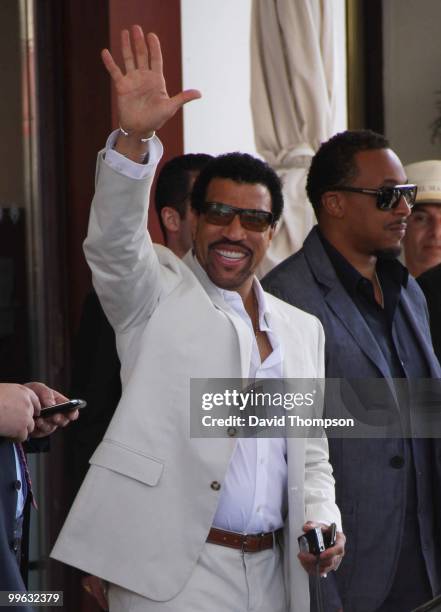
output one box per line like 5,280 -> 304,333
394,194 -> 412,218
221,213 -> 247,241
431,219 -> 441,239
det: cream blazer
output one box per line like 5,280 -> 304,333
52,150 -> 341,612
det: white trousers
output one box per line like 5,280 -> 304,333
108,541 -> 288,612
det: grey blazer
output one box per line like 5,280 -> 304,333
263,226 -> 441,612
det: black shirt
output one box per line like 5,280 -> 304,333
318,230 -> 430,380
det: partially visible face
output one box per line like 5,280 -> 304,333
403,203 -> 441,276
193,177 -> 274,294
337,148 -> 410,258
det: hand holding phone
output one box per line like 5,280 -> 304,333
39,399 -> 87,418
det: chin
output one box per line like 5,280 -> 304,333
373,245 -> 402,260
206,269 -> 250,292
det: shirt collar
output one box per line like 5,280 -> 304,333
317,229 -> 409,296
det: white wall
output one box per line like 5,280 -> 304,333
181,0 -> 347,156
334,0 -> 347,133
181,0 -> 257,156
383,0 -> 441,164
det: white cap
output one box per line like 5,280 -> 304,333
405,160 -> 441,205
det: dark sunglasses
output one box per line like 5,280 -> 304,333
203,202 -> 275,232
335,184 -> 418,210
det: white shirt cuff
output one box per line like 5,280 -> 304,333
103,129 -> 163,179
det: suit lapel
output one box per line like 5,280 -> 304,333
303,229 -> 393,378
400,290 -> 441,377
266,309 -> 308,378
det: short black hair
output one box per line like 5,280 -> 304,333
306,129 -> 390,216
155,153 -> 213,240
191,152 -> 283,224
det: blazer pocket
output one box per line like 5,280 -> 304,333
90,438 -> 164,486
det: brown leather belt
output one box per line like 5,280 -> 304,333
206,527 -> 281,553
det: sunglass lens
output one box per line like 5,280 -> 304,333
378,187 -> 416,210
204,203 -> 272,231
377,188 -> 396,210
205,204 -> 234,226
241,211 -> 272,231
403,186 -> 417,207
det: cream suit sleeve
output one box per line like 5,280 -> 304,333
83,137 -> 177,333
304,319 -> 342,530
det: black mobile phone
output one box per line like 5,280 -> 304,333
298,527 -> 325,555
298,522 -> 337,555
39,398 -> 87,418
323,522 -> 337,549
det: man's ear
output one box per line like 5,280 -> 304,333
321,192 -> 345,218
267,223 -> 277,243
161,206 -> 180,234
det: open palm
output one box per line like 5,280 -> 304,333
102,26 -> 200,136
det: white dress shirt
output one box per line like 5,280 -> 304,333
210,277 -> 287,534
13,446 -> 25,518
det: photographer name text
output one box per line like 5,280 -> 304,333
201,415 -> 355,429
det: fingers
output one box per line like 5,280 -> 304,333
32,408 -> 79,439
302,521 -> 319,531
32,418 -> 57,437
317,531 -> 345,575
23,407 -> 35,440
82,575 -> 108,610
101,49 -> 124,84
121,29 -> 135,73
25,382 -> 55,413
133,25 -> 149,70
48,409 -> 79,428
298,528 -> 345,576
0,383 -> 37,440
24,383 -> 72,438
51,389 -> 69,404
170,89 -> 202,112
126,28 -> 164,74
28,389 -> 42,418
147,32 -> 163,74
14,401 -> 35,441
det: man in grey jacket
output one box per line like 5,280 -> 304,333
263,130 -> 441,612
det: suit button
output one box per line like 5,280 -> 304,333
390,456 -> 405,469
210,481 -> 221,491
227,427 -> 237,437
13,480 -> 21,491
11,538 -> 20,552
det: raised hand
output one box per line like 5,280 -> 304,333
102,25 -> 201,142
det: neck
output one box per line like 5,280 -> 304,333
243,286 -> 261,334
405,258 -> 422,278
320,227 -> 377,281
238,280 -> 261,330
243,286 -> 256,316
166,238 -> 188,259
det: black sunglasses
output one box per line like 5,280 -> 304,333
335,184 -> 418,210
203,202 -> 275,232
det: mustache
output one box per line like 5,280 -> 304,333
208,238 -> 253,255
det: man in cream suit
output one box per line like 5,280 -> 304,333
52,26 -> 343,612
